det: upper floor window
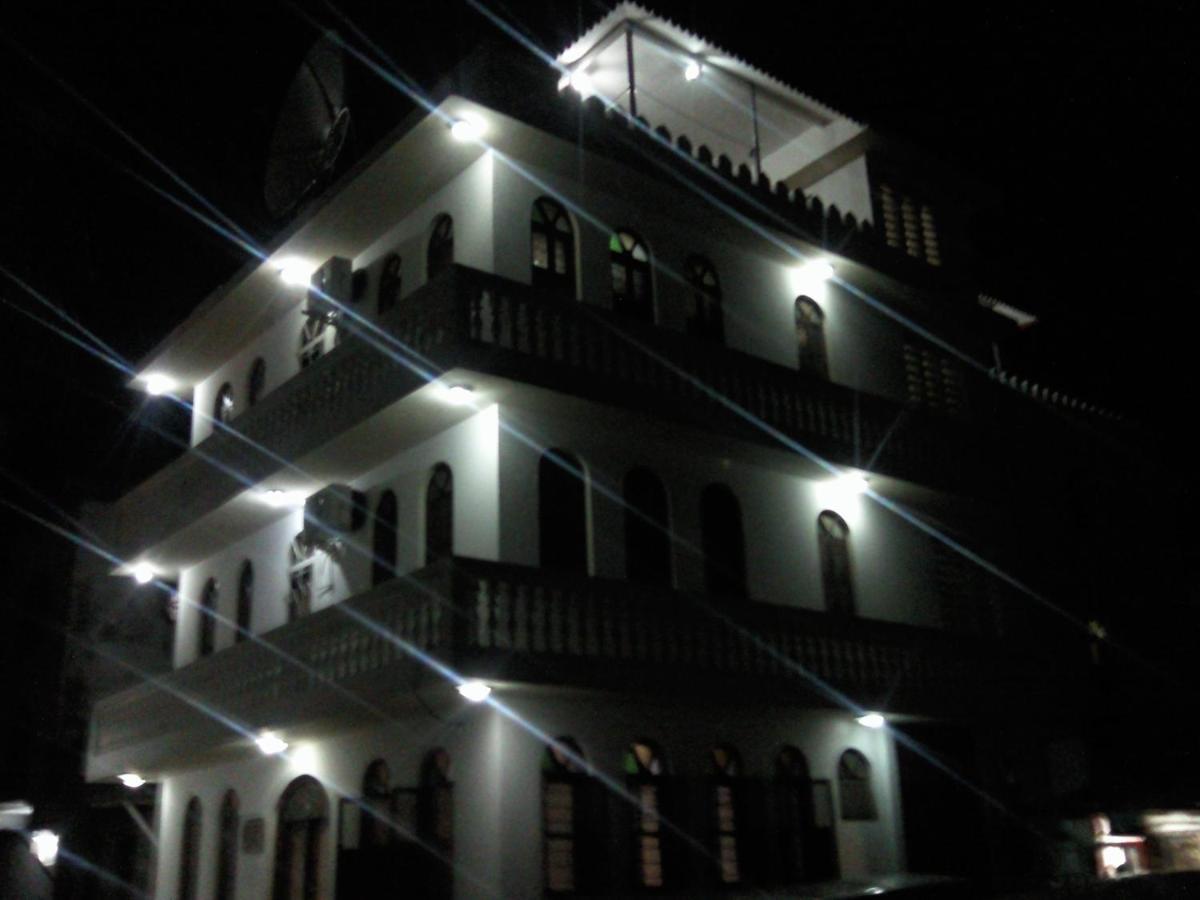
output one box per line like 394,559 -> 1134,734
686,255 -> 723,342
776,746 -> 839,882
817,511 -> 854,616
624,467 -> 671,586
288,534 -> 314,622
214,382 -> 235,425
609,230 -> 652,320
795,297 -> 828,378
273,776 -> 328,900
427,214 -> 454,281
198,577 -> 218,657
372,490 -> 398,587
247,357 -> 266,407
378,253 -> 401,315
878,184 -> 940,267
837,750 -> 877,820
539,450 -> 588,574
624,740 -> 667,889
299,308 -> 330,369
531,197 -> 576,296
235,560 -> 253,641
543,736 -> 587,894
180,796 -> 202,900
216,790 -> 239,900
700,484 -> 746,599
711,745 -> 743,885
425,464 -> 453,565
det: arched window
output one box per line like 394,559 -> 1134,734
216,790 -> 239,900
817,511 -> 854,616
609,230 -> 652,320
700,484 -> 746,599
299,310 -> 329,369
247,358 -> 267,408
198,577 -> 218,657
837,750 -> 877,820
288,534 -> 314,622
427,215 -> 454,281
235,561 -> 253,641
361,759 -> 392,849
419,748 -> 454,899
776,746 -> 839,882
214,382 -> 235,425
425,465 -> 453,566
179,796 -> 202,900
372,490 -> 398,586
795,297 -> 828,377
543,737 -> 587,894
624,468 -> 671,586
624,740 -> 667,889
686,255 -> 723,342
273,775 -> 328,900
531,197 -> 576,295
711,745 -> 743,885
539,450 -> 588,573
378,253 -> 401,315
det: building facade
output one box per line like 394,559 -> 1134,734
84,6 -> 1098,897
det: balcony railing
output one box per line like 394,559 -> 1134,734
108,266 -> 971,560
87,557 -> 1085,779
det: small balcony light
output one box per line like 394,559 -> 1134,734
684,59 -> 702,81
118,773 -> 146,789
456,680 -> 491,703
255,731 -> 288,755
143,373 -> 175,396
440,383 -> 475,406
450,116 -> 485,142
277,258 -> 314,287
800,260 -> 836,283
841,472 -> 870,495
31,830 -> 59,867
132,563 -> 155,585
856,712 -> 886,729
569,68 -> 594,97
260,489 -> 306,509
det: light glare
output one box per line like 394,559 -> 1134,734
260,489 -> 306,509
801,260 -> 836,282
132,563 -> 155,585
684,60 -> 702,81
856,712 -> 885,729
450,117 -> 485,142
569,69 -> 594,97
457,680 -> 491,702
441,383 -> 475,406
118,773 -> 146,789
31,830 -> 58,867
143,373 -> 174,396
277,258 -> 314,287
255,731 -> 288,755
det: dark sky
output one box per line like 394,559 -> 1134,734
0,1 -> 1194,793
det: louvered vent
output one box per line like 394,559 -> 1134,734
903,343 -> 967,416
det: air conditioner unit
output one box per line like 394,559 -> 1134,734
307,256 -> 353,310
304,484 -> 366,542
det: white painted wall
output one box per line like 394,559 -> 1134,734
152,692 -> 902,900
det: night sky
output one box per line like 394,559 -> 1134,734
0,1 -> 1194,797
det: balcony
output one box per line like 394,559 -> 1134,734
87,557 -> 1085,779
108,265 -> 977,562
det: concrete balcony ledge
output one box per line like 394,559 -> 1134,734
106,266 -> 975,561
86,557 -> 1084,780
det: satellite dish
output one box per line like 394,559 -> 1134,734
264,33 -> 353,219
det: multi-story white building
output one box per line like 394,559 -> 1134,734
84,6 -> 1093,897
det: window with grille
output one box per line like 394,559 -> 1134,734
609,230 -> 653,320
179,797 -> 202,900
235,561 -> 253,641
837,750 -> 877,820
427,215 -> 454,281
425,465 -> 453,565
377,253 -> 401,315
625,741 -> 666,889
215,790 -> 238,900
902,342 -> 966,416
818,511 -> 854,616
878,183 -> 941,267
624,467 -> 672,586
794,297 -> 829,377
198,577 -> 218,657
543,737 -> 586,894
247,357 -> 266,407
686,255 -> 723,341
213,382 -> 235,424
532,198 -> 576,296
700,484 -> 747,599
711,745 -> 742,885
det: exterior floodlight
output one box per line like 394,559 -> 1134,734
450,117 -> 485,142
569,69 -> 594,97
841,472 -> 870,495
856,712 -> 885,729
255,731 -> 288,755
1100,845 -> 1127,869
684,60 -> 702,81
801,260 -> 836,282
132,563 -> 155,585
443,383 -> 475,405
118,773 -> 146,789
261,489 -> 305,509
457,680 -> 491,703
143,373 -> 175,396
31,830 -> 59,867
277,258 -> 314,287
